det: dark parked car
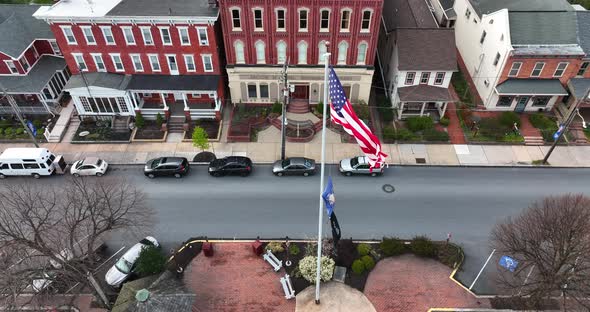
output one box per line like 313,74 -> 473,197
208,156 -> 252,177
272,157 -> 316,176
144,157 -> 189,178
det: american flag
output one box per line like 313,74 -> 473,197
328,67 -> 387,169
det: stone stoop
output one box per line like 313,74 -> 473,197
167,116 -> 185,133
524,136 -> 544,146
287,100 -> 310,113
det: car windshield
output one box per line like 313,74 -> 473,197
75,161 -> 83,169
151,158 -> 165,169
304,160 -> 312,168
96,159 -> 103,167
281,159 -> 291,168
350,157 -> 359,167
115,258 -> 132,274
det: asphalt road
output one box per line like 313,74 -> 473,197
6,165 -> 590,294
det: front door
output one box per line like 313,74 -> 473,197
514,96 -> 529,112
167,55 -> 179,75
292,85 -> 309,100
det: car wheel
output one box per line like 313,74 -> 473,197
213,172 -> 221,177
303,172 -> 309,177
345,172 -> 352,176
174,173 -> 182,178
0,174 -> 5,179
96,172 -> 103,177
276,172 -> 283,177
147,173 -> 155,179
241,172 -> 249,177
371,172 -> 378,177
73,173 -> 80,177
32,173 -> 41,179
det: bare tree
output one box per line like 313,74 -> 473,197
491,194 -> 590,309
0,177 -> 153,309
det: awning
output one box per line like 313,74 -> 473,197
0,55 -> 65,93
496,79 -> 568,95
398,85 -> 456,102
126,74 -> 220,91
64,72 -> 131,91
567,78 -> 590,99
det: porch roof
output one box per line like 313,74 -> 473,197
567,78 -> 590,99
0,55 -> 65,93
496,79 -> 568,95
64,72 -> 131,90
126,74 -> 220,92
398,85 -> 456,102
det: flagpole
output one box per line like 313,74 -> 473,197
315,51 -> 331,304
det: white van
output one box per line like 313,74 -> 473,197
0,148 -> 66,179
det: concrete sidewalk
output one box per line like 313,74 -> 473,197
1,141 -> 589,167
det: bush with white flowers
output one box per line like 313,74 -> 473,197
298,255 -> 335,283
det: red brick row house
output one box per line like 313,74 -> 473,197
34,0 -> 225,121
0,4 -> 70,116
217,0 -> 383,107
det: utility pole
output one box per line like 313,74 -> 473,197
0,83 -> 39,147
279,60 -> 290,160
543,87 -> 590,164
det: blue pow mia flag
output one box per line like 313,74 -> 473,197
26,120 -> 37,136
322,177 -> 341,244
499,255 -> 518,272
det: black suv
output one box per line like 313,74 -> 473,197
208,156 -> 252,177
144,157 -> 190,178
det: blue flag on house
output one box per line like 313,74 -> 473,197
499,255 -> 518,272
322,176 -> 335,217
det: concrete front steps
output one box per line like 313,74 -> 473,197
287,100 -> 310,113
524,136 -> 544,146
167,116 -> 185,133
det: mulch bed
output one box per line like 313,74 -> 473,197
167,237 -> 204,273
266,242 -> 310,293
134,121 -> 166,140
184,120 -> 220,140
491,297 -> 560,310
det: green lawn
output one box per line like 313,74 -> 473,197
451,70 -> 474,106
569,0 -> 590,9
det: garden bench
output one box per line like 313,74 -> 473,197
280,274 -> 295,299
263,250 -> 282,271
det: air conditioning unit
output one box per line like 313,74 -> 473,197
200,40 -> 208,45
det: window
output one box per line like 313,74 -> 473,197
166,55 -> 178,73
23,163 -> 40,169
260,84 -> 269,98
140,27 -> 153,45
405,72 -> 415,85
184,55 -> 196,72
509,62 -> 522,77
255,40 -> 266,64
341,10 -> 351,31
493,52 -> 501,66
361,10 -> 372,31
496,96 -> 514,107
298,41 -> 308,64
50,41 -> 61,55
178,27 -> 190,45
100,26 -> 115,45
81,26 -> 95,45
148,54 -> 160,71
73,53 -> 86,71
197,27 -> 209,45
434,72 -> 445,85
578,61 -> 589,76
337,41 -> 348,64
553,62 -> 568,77
420,72 -> 430,84
79,96 -> 91,111
277,41 -> 287,64
61,26 -> 76,44
357,42 -> 367,65
276,9 -> 286,31
531,62 -> 545,77
10,164 -> 24,170
318,41 -> 328,64
480,31 -> 487,44
465,8 -> 471,19
320,9 -> 330,31
130,54 -> 143,71
159,27 -> 172,45
122,27 -> 135,45
253,8 -> 263,30
234,40 -> 245,64
202,54 -> 213,72
231,8 -> 241,30
91,54 -> 105,72
192,93 -> 201,98
5,60 -> 18,74
247,84 -> 257,98
117,97 -> 129,113
110,54 -> 124,72
299,9 -> 308,31
532,96 -> 550,107
19,57 -> 29,72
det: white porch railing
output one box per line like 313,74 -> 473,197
140,108 -> 166,119
0,106 -> 50,114
187,98 -> 221,119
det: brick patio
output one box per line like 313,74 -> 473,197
364,254 -> 489,312
183,243 -> 295,312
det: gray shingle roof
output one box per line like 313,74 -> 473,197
64,72 -> 131,90
439,0 -> 454,10
568,78 -> 590,99
496,79 -> 568,95
382,0 -> 438,32
398,85 -> 456,101
576,11 -> 590,57
0,4 -> 55,58
509,12 -> 579,45
468,0 -> 573,17
397,28 -> 457,71
0,55 -> 65,93
107,0 -> 218,17
126,74 -> 220,91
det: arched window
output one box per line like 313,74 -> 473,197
234,40 -> 245,64
357,42 -> 368,65
255,40 -> 265,64
277,41 -> 287,64
318,41 -> 328,64
298,41 -> 308,64
337,41 -> 348,64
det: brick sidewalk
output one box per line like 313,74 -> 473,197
364,254 -> 489,312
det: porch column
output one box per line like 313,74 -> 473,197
160,93 -> 168,109
128,92 -> 137,110
440,102 -> 448,118
420,102 -> 426,117
398,102 -> 404,120
182,93 -> 188,110
39,93 -> 55,117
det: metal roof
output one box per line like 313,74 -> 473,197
397,28 -> 457,71
0,55 -> 66,93
467,0 -> 573,17
496,79 -> 568,95
568,78 -> 590,99
64,72 -> 131,91
509,11 -> 579,45
107,0 -> 218,18
576,11 -> 590,57
398,85 -> 456,102
0,4 -> 55,58
126,74 -> 220,91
